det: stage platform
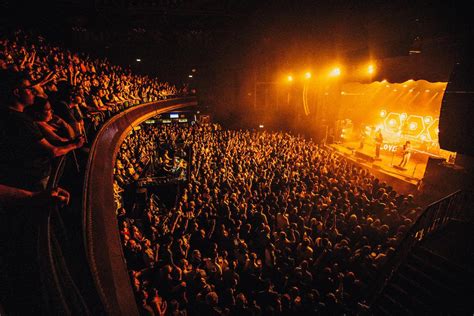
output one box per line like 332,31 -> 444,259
327,141 -> 427,195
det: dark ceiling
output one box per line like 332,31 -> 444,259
1,0 -> 471,83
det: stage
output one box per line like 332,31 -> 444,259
327,140 -> 428,194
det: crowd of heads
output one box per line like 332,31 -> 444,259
0,30 -> 182,193
116,123 -> 422,315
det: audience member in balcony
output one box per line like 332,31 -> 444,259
50,81 -> 85,138
0,69 -> 85,190
25,97 -> 75,145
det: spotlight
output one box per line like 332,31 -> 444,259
367,64 -> 375,74
400,113 -> 407,121
424,116 -> 432,124
136,58 -> 142,62
305,72 -> 311,79
329,67 -> 341,77
409,122 -> 418,130
287,75 -> 294,82
389,119 -> 396,126
259,124 -> 264,128
380,110 -> 387,118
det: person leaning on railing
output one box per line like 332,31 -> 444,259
0,69 -> 85,191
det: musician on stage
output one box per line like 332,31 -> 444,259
398,141 -> 411,168
374,129 -> 383,159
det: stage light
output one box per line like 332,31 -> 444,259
420,135 -> 427,141
400,113 -> 407,121
404,115 -> 425,138
380,110 -> 387,118
425,89 -> 430,93
305,72 -> 311,79
188,75 -> 193,78
384,113 -> 401,133
287,75 -> 294,82
329,67 -> 341,77
367,64 -> 375,74
393,89 -> 398,92
409,89 -> 414,93
259,124 -> 264,128
424,116 -> 432,124
136,58 -> 142,62
426,119 -> 440,141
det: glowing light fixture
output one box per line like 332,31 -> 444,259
305,72 -> 311,79
380,110 -> 387,118
424,116 -> 432,124
384,112 -> 402,133
400,113 -> 407,121
287,75 -> 294,82
405,115 -> 425,138
426,119 -> 440,141
259,124 -> 264,128
136,58 -> 142,62
329,67 -> 341,77
367,64 -> 375,74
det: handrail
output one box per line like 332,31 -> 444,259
37,155 -> 70,314
83,97 -> 197,315
366,189 -> 471,308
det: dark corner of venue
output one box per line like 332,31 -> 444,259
0,1 -> 473,315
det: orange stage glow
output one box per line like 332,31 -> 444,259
337,80 -> 452,163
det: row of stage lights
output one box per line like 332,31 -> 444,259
286,64 -> 373,83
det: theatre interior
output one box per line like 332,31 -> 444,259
0,1 -> 473,315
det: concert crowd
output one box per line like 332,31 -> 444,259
115,123 -> 421,315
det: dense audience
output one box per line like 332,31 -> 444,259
115,123 -> 421,315
0,29 -> 182,195
0,29 -> 422,315
0,31 -> 184,313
